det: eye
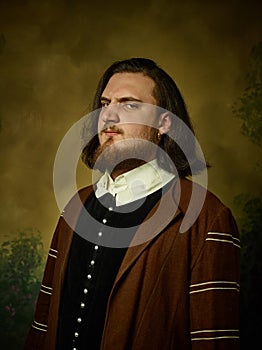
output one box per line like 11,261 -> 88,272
101,101 -> 110,108
123,102 -> 139,110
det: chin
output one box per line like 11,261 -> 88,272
93,139 -> 157,173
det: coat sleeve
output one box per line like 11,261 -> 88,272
24,186 -> 92,349
189,206 -> 240,350
23,217 -> 63,350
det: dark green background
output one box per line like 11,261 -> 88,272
1,0 -> 261,247
0,1 -> 262,348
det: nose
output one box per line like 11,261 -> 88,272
101,104 -> 120,123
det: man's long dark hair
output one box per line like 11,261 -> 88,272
82,58 -> 206,177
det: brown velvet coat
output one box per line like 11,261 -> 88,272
24,179 -> 240,349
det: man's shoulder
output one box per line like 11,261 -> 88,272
78,184 -> 95,201
172,177 -> 235,232
175,177 -> 228,212
173,178 -> 238,236
62,185 -> 94,214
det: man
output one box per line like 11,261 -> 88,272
25,58 -> 240,349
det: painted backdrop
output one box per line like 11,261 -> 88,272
0,0 -> 261,348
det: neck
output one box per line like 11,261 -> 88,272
110,159 -> 147,180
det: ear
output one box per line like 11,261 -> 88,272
158,112 -> 171,134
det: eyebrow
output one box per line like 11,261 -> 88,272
100,96 -> 143,103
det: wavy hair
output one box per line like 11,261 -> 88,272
82,58 -> 206,177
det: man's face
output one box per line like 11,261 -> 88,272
98,72 -> 158,143
95,72 -> 160,174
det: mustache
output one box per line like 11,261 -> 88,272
100,123 -> 124,134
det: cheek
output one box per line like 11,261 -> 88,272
124,125 -> 153,138
97,119 -> 104,144
97,116 -> 103,133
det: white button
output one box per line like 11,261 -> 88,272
108,207 -> 113,211
87,274 -> 92,280
90,260 -> 95,265
83,288 -> 88,294
98,232 -> 102,237
94,245 -> 99,250
80,302 -> 85,308
74,332 -> 79,337
102,218 -> 107,224
77,318 -> 82,323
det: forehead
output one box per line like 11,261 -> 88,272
102,72 -> 157,104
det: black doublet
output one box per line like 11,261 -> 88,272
56,183 -> 170,350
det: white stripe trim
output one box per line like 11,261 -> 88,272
50,248 -> 58,253
40,288 -> 52,295
206,238 -> 240,248
190,286 -> 239,294
208,232 -> 240,240
192,335 -> 239,341
32,325 -> 48,332
34,320 -> 48,328
190,281 -> 240,288
48,253 -> 57,258
207,232 -> 240,245
41,284 -> 53,290
191,329 -> 239,335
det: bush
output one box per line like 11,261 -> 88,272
0,229 -> 44,349
234,194 -> 262,349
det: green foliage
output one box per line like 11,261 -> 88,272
232,42 -> 262,146
234,194 -> 262,348
232,41 -> 262,348
0,229 -> 44,349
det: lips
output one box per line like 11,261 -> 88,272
105,132 -> 119,137
102,127 -> 122,137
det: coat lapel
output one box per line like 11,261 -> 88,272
113,179 -> 183,286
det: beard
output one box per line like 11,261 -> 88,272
93,130 -> 159,175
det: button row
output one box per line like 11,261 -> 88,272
71,213 -> 112,350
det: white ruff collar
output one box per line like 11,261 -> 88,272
95,159 -> 175,206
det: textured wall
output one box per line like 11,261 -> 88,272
0,0 -> 261,247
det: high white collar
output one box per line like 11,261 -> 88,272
95,159 -> 175,206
